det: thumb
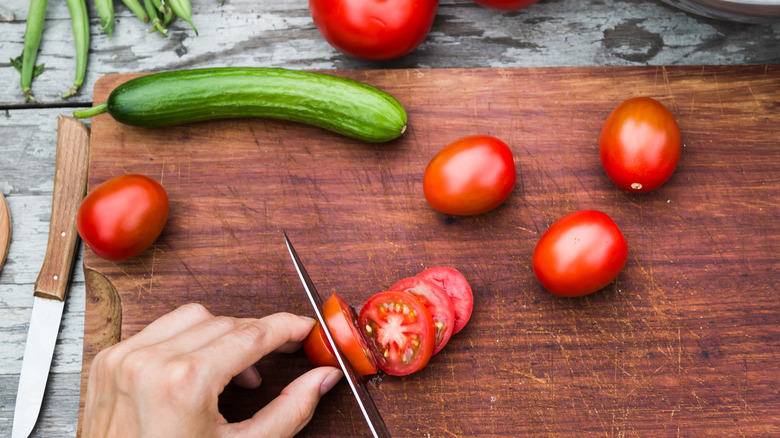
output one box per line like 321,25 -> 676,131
226,366 -> 343,438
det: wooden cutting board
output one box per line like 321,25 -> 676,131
78,66 -> 779,437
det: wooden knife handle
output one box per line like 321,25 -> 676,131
34,115 -> 90,301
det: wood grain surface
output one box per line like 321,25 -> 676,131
0,192 -> 10,271
79,66 -> 778,437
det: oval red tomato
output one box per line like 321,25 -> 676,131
309,0 -> 438,61
323,293 -> 378,376
389,276 -> 455,354
303,321 -> 339,369
77,174 -> 169,261
472,0 -> 538,11
359,291 -> 435,376
599,97 -> 681,192
416,267 -> 473,334
423,135 -> 516,216
532,210 -> 628,297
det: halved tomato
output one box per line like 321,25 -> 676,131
322,293 -> 378,376
302,321 -> 339,369
389,276 -> 455,354
359,291 -> 435,376
417,267 -> 473,333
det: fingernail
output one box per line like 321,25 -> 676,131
319,369 -> 343,396
299,315 -> 315,323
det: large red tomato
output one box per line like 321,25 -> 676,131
77,174 -> 169,261
423,135 -> 516,216
302,321 -> 340,369
599,97 -> 681,192
472,0 -> 538,11
308,0 -> 438,61
532,210 -> 628,297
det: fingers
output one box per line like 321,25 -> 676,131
226,367 -> 343,438
194,313 -> 316,386
231,366 -> 262,389
119,303 -> 214,350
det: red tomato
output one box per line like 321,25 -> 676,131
309,0 -> 438,61
532,210 -> 628,297
416,267 -> 473,334
599,97 -> 681,192
423,135 -> 516,216
303,321 -> 339,369
77,174 -> 169,261
359,291 -> 435,376
323,293 -> 378,376
389,276 -> 455,354
472,0 -> 538,11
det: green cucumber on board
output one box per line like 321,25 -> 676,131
74,67 -> 408,143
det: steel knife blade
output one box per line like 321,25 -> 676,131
12,116 -> 90,438
282,231 -> 391,438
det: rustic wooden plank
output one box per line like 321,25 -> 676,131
1,0 -> 778,106
77,65 -> 779,437
0,372 -> 82,437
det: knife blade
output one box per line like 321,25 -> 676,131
12,116 -> 90,438
282,231 -> 391,438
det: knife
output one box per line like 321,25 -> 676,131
283,231 -> 391,438
12,116 -> 90,438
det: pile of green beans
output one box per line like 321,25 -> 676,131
12,0 -> 198,102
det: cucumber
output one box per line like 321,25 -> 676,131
74,67 -> 408,143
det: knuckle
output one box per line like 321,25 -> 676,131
179,302 -> 212,320
164,356 -> 202,389
115,348 -> 156,391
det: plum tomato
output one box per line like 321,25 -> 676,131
532,210 -> 628,297
303,321 -> 339,369
417,267 -> 473,333
471,0 -> 538,11
599,97 -> 681,192
323,293 -> 378,376
423,135 -> 516,216
359,291 -> 435,376
389,276 -> 455,354
309,0 -> 438,61
77,174 -> 169,261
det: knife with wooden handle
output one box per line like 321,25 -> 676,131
12,115 -> 90,438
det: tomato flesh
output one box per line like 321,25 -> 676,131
359,291 -> 435,376
323,293 -> 378,376
599,97 -> 681,192
532,210 -> 628,297
423,135 -> 516,216
77,174 -> 169,261
389,276 -> 455,354
417,267 -> 473,334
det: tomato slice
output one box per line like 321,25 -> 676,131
302,321 -> 339,369
358,291 -> 435,376
416,267 -> 473,334
323,293 -> 378,376
389,276 -> 455,354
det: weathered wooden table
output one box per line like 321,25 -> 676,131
1,0 -> 778,436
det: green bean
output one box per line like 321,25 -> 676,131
144,0 -> 167,36
62,0 -> 88,98
17,0 -> 47,102
150,0 -> 173,25
120,0 -> 150,23
167,0 -> 197,35
95,0 -> 114,36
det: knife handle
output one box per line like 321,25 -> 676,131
34,116 -> 90,301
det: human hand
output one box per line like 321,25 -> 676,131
82,303 -> 343,438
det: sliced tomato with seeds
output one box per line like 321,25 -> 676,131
389,276 -> 455,354
303,321 -> 339,369
417,267 -> 473,333
323,293 -> 378,376
358,291 -> 435,376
